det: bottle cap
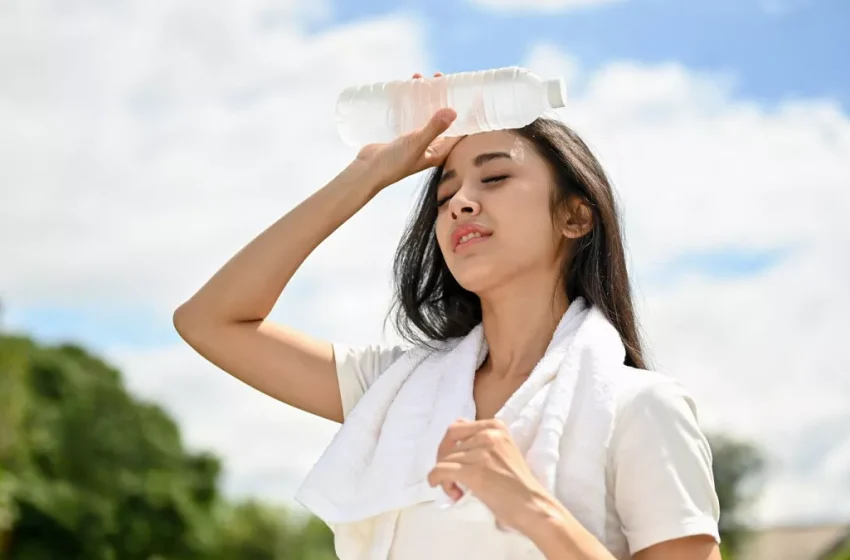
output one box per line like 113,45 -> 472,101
545,78 -> 567,109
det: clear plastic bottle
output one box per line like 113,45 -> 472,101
335,66 -> 567,147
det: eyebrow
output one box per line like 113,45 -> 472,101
438,151 -> 513,185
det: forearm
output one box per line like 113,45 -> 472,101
520,494 -> 616,560
177,163 -> 384,324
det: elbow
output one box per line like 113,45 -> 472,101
173,301 -> 203,339
173,300 -> 244,342
173,297 -> 261,339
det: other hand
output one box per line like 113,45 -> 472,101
427,418 -> 556,534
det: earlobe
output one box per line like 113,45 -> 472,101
560,199 -> 594,239
562,224 -> 591,240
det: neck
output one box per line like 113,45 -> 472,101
479,271 -> 569,379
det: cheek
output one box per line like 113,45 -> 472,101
506,215 -> 559,256
497,209 -> 562,267
498,189 -> 554,241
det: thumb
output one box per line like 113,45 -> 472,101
410,108 -> 456,151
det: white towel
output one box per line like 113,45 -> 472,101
295,298 -> 625,559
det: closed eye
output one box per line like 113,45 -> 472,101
437,176 -> 509,207
436,194 -> 453,207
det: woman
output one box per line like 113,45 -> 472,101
174,72 -> 722,560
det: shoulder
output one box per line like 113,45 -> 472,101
607,365 -> 709,469
605,366 -> 720,553
334,336 -> 462,380
333,338 -> 462,419
610,366 -> 700,423
333,342 -> 412,378
332,342 -> 413,418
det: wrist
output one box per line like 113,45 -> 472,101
518,493 -> 615,560
515,491 -> 571,544
339,159 -> 391,195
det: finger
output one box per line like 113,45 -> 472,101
452,431 -> 496,452
442,481 -> 464,502
437,429 -> 487,460
412,72 -> 423,79
441,448 -> 487,464
436,437 -> 455,464
437,420 -> 508,462
410,108 -> 457,153
434,71 -> 443,77
432,449 -> 484,502
436,417 -> 469,459
427,462 -> 465,489
444,419 -> 505,446
424,134 -> 464,162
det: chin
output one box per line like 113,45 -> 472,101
450,263 -> 506,295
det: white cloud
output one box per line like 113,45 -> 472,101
3,3 -> 850,527
0,0 -> 426,313
468,0 -> 625,14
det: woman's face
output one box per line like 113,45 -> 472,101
434,130 -> 564,295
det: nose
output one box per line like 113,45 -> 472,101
448,188 -> 480,220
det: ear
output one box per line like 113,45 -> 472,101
559,195 -> 594,239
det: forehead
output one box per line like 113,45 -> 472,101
443,130 -> 536,169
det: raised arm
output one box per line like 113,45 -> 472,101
173,98 -> 458,423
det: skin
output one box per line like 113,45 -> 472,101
174,71 -> 722,560
433,130 -> 577,422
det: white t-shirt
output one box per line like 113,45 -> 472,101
333,343 -> 721,560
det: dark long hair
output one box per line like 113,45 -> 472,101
390,118 -> 647,370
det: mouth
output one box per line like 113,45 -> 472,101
453,231 -> 492,252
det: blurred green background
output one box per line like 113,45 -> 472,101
0,332 -> 337,560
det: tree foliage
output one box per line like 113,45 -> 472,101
708,433 -> 766,558
0,334 -> 334,559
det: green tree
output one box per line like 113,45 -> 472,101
213,500 -> 289,559
209,500 -> 335,560
0,332 -> 337,560
285,515 -> 336,560
830,543 -> 850,560
0,335 -> 223,559
709,434 -> 766,558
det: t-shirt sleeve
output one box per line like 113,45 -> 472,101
611,379 -> 721,555
333,342 -> 409,418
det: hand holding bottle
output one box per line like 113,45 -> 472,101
336,66 -> 567,149
345,72 -> 463,191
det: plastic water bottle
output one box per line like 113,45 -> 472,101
335,66 -> 567,147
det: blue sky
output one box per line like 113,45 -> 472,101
2,305 -> 178,350
314,0 -> 848,108
7,0 -> 845,349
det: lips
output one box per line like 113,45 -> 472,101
450,223 -> 493,251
